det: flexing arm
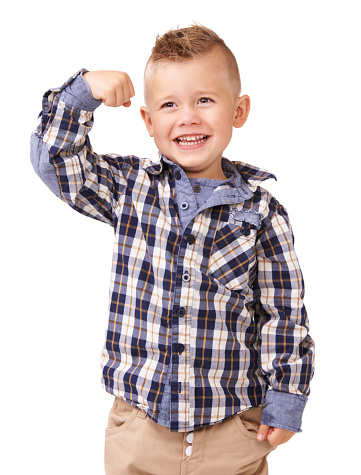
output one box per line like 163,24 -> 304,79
30,70 -> 135,225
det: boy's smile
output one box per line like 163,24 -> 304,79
141,50 -> 250,179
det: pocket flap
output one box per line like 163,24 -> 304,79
229,208 -> 263,229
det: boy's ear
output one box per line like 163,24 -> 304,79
233,95 -> 251,128
140,106 -> 154,137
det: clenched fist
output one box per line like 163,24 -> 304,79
83,71 -> 135,107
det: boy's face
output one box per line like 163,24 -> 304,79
141,50 -> 250,179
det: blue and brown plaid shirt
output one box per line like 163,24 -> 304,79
31,70 -> 314,433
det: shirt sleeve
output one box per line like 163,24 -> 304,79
58,71 -> 102,111
253,199 -> 315,432
30,69 -> 126,226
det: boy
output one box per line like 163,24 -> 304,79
31,25 -> 314,475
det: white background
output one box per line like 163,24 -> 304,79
1,1 -> 360,473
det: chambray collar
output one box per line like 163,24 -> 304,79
224,159 -> 277,192
142,152 -> 276,195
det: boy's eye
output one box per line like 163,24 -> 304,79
161,102 -> 176,108
198,97 -> 213,104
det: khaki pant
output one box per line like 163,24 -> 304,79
104,398 -> 275,475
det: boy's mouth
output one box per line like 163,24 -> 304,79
174,135 -> 209,146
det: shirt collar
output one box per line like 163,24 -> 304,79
142,153 -> 276,195
222,158 -> 277,192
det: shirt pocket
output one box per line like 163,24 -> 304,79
208,210 -> 262,291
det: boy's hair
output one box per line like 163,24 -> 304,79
144,24 -> 241,100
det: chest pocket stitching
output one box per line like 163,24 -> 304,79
216,208 -> 263,233
229,208 -> 263,229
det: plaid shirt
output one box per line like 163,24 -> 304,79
32,70 -> 314,433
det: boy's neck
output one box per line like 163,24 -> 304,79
186,171 -> 228,181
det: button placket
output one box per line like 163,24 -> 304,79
175,221 -> 200,428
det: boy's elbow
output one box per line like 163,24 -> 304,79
30,133 -> 61,197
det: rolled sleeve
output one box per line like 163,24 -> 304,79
261,389 -> 308,432
59,72 -> 102,111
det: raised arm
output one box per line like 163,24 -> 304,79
30,69 -> 135,226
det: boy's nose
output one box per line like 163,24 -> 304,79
177,105 -> 201,126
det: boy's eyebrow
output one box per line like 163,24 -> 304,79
194,90 -> 222,97
154,90 -> 222,103
155,95 -> 176,103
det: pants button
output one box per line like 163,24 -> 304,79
186,446 -> 192,457
186,431 -> 194,444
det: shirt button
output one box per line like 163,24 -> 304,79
187,235 -> 195,245
193,184 -> 201,193
182,272 -> 190,282
243,228 -> 250,236
186,446 -> 192,457
175,343 -> 185,354
186,432 -> 194,444
174,170 -> 182,180
177,307 -> 186,317
180,202 -> 189,210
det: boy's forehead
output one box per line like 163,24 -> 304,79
144,49 -> 230,100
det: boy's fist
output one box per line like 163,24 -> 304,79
83,71 -> 135,107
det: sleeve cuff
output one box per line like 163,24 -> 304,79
260,390 -> 308,433
59,72 -> 102,111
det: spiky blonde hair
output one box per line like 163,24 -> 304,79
144,24 -> 241,101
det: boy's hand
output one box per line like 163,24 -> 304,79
83,71 -> 135,107
256,424 -> 295,446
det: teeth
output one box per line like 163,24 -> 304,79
176,135 -> 208,146
178,135 -> 205,141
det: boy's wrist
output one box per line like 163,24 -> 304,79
261,389 -> 308,433
58,71 -> 102,112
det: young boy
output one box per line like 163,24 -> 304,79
31,25 -> 314,475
